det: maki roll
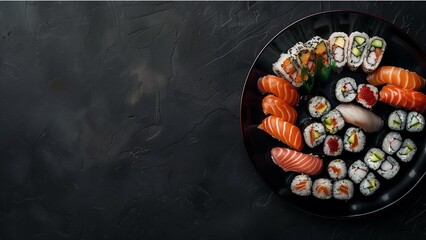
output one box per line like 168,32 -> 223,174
406,111 -> 425,132
360,173 -> 380,196
396,138 -> 417,162
308,96 -> 331,118
344,127 -> 366,153
323,135 -> 343,156
335,77 -> 357,103
364,148 -> 386,170
310,36 -> 332,82
290,174 -> 312,196
362,36 -> 387,73
296,39 -> 317,76
381,132 -> 402,155
321,109 -> 345,134
377,156 -> 400,180
346,31 -> 369,71
329,32 -> 349,73
328,159 -> 347,180
333,179 -> 354,200
312,178 -> 333,200
348,160 -> 369,184
272,53 -> 303,87
356,84 -> 379,109
303,122 -> 326,148
387,110 -> 407,131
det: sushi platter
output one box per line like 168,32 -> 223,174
240,11 -> 426,217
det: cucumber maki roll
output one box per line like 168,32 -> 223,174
362,36 -> 386,73
272,53 -> 303,87
321,109 -> 345,134
387,110 -> 407,131
348,160 -> 369,184
364,148 -> 386,170
329,32 -> 349,73
377,156 -> 400,180
381,132 -> 402,155
360,173 -> 380,196
406,111 -> 425,132
396,138 -> 417,162
333,179 -> 354,200
346,32 -> 369,71
335,77 -> 357,103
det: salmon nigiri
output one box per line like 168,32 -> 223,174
271,147 -> 323,175
379,85 -> 426,113
262,95 -> 298,124
335,103 -> 384,133
257,75 -> 300,106
367,66 -> 426,90
258,115 -> 303,151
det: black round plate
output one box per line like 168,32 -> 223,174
240,11 -> 426,218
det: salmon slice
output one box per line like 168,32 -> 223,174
316,185 -> 330,196
367,66 -> 426,90
270,147 -> 323,175
258,116 -> 303,151
262,95 -> 298,124
379,85 -> 426,113
338,185 -> 349,195
257,75 -> 300,106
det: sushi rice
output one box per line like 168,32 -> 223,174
333,179 -> 354,200
362,36 -> 386,73
312,178 -> 333,200
356,84 -> 379,109
364,148 -> 386,170
381,132 -> 402,155
396,138 -> 417,162
387,110 -> 407,131
406,111 -> 425,132
308,96 -> 331,118
377,156 -> 400,180
290,174 -> 312,196
348,160 -> 369,184
323,135 -> 343,156
328,32 -> 349,73
346,31 -> 369,71
321,109 -> 345,134
335,77 -> 357,103
344,127 -> 366,153
328,159 -> 347,180
303,122 -> 326,148
272,53 -> 303,87
360,172 -> 380,196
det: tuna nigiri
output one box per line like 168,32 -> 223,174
257,75 -> 300,106
262,95 -> 298,124
258,115 -> 303,151
367,66 -> 426,90
271,147 -> 323,175
335,103 -> 384,133
379,85 -> 426,113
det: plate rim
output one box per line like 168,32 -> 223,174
239,10 -> 426,218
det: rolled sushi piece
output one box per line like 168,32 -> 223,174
360,172 -> 380,196
377,156 -> 400,180
333,179 -> 354,200
288,42 -> 305,63
364,148 -> 386,170
329,32 -> 349,73
272,53 -> 304,87
362,36 -> 387,73
356,84 -> 379,109
296,39 -> 317,76
310,36 -> 332,83
312,178 -> 333,200
381,132 -> 402,155
346,32 -> 369,71
344,127 -> 366,153
396,138 -> 417,162
303,122 -> 326,148
335,77 -> 358,103
348,160 -> 369,184
290,174 -> 312,196
308,96 -> 331,118
323,135 -> 343,156
328,159 -> 347,180
406,111 -> 425,132
387,110 -> 407,131
321,109 -> 345,134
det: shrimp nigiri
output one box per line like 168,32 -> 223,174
257,75 -> 300,106
262,95 -> 298,124
379,85 -> 426,113
367,66 -> 426,90
258,115 -> 303,151
335,103 -> 384,133
271,147 -> 323,175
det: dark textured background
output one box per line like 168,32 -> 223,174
0,1 -> 425,239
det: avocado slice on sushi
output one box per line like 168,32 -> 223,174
335,37 -> 345,48
351,47 -> 362,56
299,50 -> 311,65
354,36 -> 365,45
315,41 -> 327,55
371,153 -> 384,162
371,39 -> 383,48
315,102 -> 328,113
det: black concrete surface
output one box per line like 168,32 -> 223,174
0,1 -> 425,239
